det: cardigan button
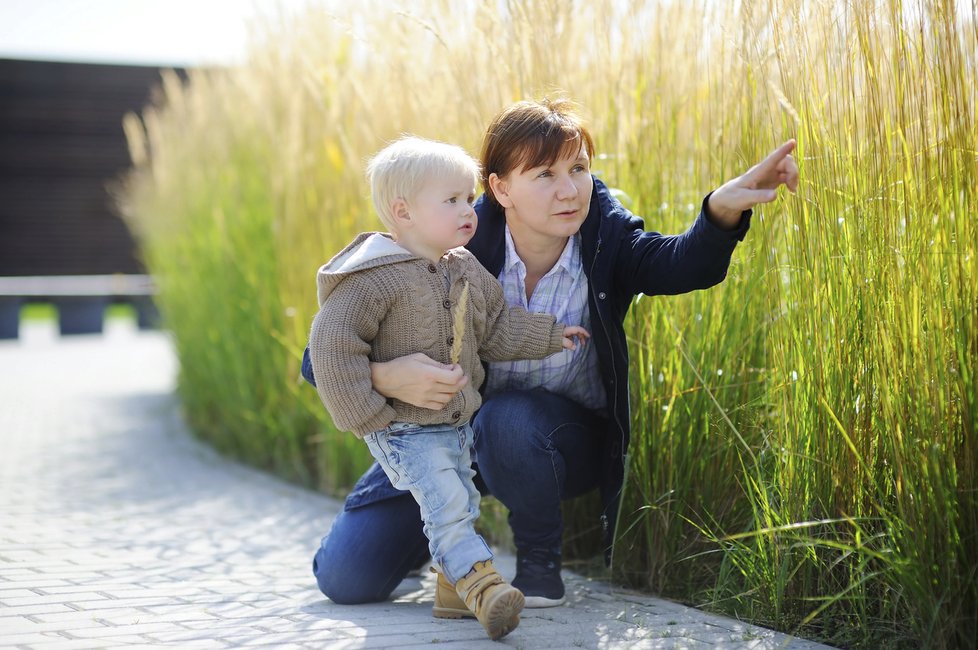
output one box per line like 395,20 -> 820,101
447,336 -> 454,346
443,299 -> 452,309
451,411 -> 461,421
428,264 -> 437,273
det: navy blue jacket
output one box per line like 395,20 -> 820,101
301,176 -> 750,561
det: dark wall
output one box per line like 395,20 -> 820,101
0,58 -> 185,276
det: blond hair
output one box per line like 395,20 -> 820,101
366,136 -> 480,232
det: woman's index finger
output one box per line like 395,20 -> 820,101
750,139 -> 797,178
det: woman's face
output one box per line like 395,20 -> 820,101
489,145 -> 593,244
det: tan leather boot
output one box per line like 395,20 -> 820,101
431,567 -> 474,619
454,560 -> 524,640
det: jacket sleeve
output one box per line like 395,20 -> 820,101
309,275 -> 397,436
616,192 -> 751,297
472,265 -> 565,362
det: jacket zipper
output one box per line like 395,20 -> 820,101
588,238 -> 627,536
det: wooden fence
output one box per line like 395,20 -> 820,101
0,58 -> 187,337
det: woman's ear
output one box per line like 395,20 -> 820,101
488,173 -> 514,209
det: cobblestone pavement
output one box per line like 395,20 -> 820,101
0,322 -> 835,649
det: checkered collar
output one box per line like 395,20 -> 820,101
502,225 -> 579,277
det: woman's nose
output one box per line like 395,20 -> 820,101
555,175 -> 578,200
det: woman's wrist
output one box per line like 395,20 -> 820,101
705,191 -> 743,230
369,360 -> 395,399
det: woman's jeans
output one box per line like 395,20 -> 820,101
312,390 -> 606,603
364,422 -> 491,584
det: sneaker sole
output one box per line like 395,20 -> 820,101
522,594 -> 566,608
485,589 -> 525,640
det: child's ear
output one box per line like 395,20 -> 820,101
488,173 -> 514,209
392,198 -> 411,226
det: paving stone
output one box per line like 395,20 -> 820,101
12,640 -> 133,649
61,622 -> 178,639
0,631 -> 74,646
29,610 -> 146,625
66,597 -> 180,611
0,593 -> 107,607
0,588 -> 43,599
0,616 -> 110,636
0,603 -> 79,617
0,326 -> 836,649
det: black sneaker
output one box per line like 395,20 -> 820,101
512,547 -> 565,607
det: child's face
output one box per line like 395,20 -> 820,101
401,175 -> 478,261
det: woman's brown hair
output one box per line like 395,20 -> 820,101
480,97 -> 595,206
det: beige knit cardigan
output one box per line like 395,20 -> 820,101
309,232 -> 565,437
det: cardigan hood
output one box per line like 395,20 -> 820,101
317,232 -> 416,305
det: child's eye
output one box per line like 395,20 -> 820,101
467,195 -> 475,205
447,197 -> 457,204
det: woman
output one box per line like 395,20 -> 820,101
305,97 -> 798,608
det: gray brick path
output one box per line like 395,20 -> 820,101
0,322 -> 834,649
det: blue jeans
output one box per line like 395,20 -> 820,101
472,390 -> 606,551
366,422 -> 491,584
312,390 -> 606,603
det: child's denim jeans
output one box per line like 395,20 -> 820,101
364,421 -> 492,584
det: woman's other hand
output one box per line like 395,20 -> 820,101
370,353 -> 469,409
707,139 -> 799,229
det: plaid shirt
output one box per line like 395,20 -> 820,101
484,226 -> 607,410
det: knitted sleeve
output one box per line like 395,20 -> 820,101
470,263 -> 565,363
309,274 -> 396,436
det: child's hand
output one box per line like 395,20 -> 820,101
561,326 -> 590,350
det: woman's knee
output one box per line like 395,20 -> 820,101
311,497 -> 428,604
312,519 -> 387,603
312,538 -> 381,604
473,390 -> 605,488
476,390 -> 542,426
473,391 -> 550,455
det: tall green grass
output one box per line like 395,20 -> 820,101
118,1 -> 976,646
